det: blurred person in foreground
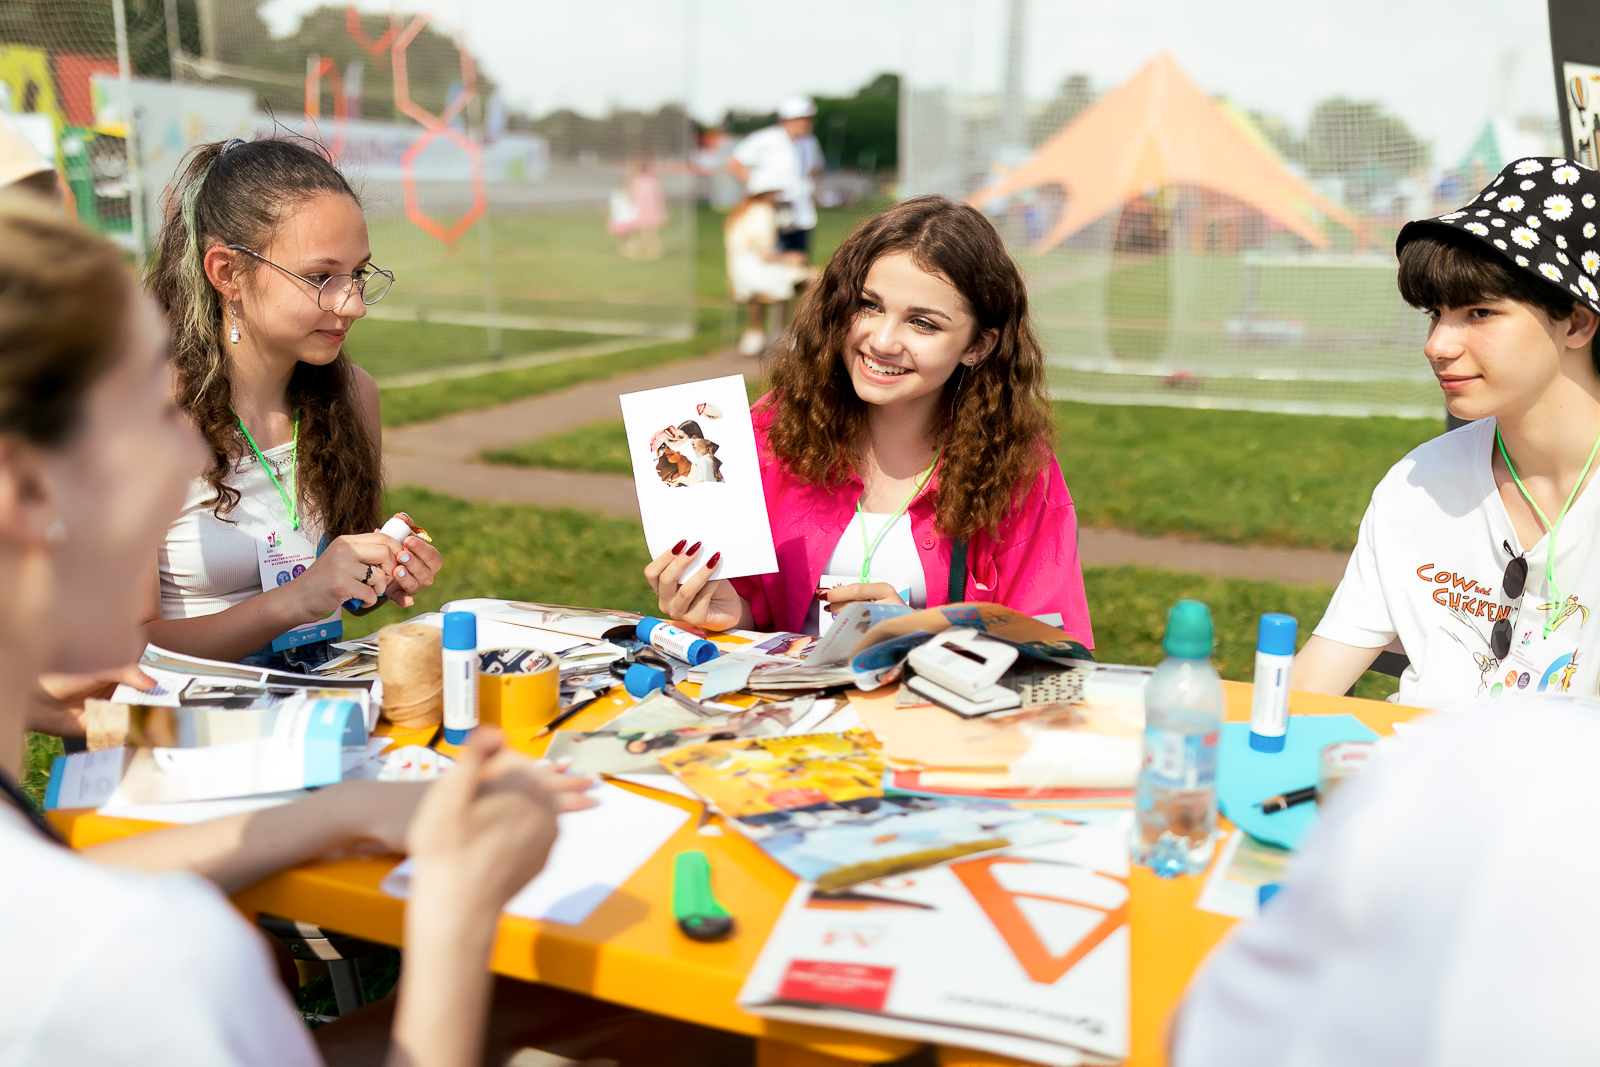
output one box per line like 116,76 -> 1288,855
0,197 -> 741,1066
725,175 -> 817,355
728,96 -> 822,264
1172,694 -> 1600,1065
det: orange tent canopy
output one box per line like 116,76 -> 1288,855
971,52 -> 1359,253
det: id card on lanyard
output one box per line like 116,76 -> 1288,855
257,526 -> 342,652
1496,604 -> 1584,697
238,410 -> 343,653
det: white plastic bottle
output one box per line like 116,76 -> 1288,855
1134,599 -> 1225,878
441,611 -> 478,745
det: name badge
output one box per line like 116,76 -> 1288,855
1491,602 -> 1586,698
257,525 -> 342,652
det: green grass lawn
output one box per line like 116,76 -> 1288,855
342,319 -> 611,380
379,308 -> 725,427
481,400 -> 1441,551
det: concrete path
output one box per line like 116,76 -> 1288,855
382,349 -> 1352,586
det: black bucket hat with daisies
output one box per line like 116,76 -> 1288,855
1397,156 -> 1600,316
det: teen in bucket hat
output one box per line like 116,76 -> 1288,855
1290,157 -> 1600,709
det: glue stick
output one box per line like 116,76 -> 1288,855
1249,613 -> 1296,753
441,611 -> 478,744
636,618 -> 720,665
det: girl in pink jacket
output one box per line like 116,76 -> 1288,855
644,195 -> 1093,647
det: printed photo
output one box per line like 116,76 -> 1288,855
649,416 -> 725,487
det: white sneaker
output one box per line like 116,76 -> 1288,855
737,328 -> 765,356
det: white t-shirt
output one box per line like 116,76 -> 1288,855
159,441 -> 324,621
0,806 -> 320,1066
1174,695 -> 1600,1067
808,512 -> 928,635
1315,417 -> 1600,709
732,125 -> 817,230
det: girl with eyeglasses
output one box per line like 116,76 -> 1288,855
142,137 -> 441,670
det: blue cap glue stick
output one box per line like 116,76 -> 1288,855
441,611 -> 478,744
1249,613 -> 1296,753
636,618 -> 720,666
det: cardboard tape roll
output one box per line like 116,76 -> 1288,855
478,648 -> 559,731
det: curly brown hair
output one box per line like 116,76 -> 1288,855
763,195 -> 1054,539
146,137 -> 381,538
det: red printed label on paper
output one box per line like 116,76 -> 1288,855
777,960 -> 894,1011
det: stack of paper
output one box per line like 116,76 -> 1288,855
739,815 -> 1131,1066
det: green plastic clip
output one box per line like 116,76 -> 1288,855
672,850 -> 733,941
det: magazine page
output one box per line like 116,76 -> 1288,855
738,817 -> 1131,1065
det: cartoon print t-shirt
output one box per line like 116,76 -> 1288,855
1316,417 -> 1600,709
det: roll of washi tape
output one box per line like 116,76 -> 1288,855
477,648 -> 559,731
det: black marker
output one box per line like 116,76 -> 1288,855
1257,786 -> 1317,814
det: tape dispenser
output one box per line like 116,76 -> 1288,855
905,627 -> 1022,717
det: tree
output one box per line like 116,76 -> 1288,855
1304,97 -> 1428,181
1030,73 -> 1094,147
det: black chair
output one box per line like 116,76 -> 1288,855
258,914 -> 385,1017
1346,650 -> 1409,697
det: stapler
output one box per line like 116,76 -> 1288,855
906,628 -> 1021,717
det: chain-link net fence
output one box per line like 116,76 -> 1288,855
902,0 -> 1564,417
0,0 -> 695,384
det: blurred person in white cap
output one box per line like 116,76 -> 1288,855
724,173 -> 818,355
0,110 -> 63,204
728,95 -> 823,263
1172,694 -> 1600,1066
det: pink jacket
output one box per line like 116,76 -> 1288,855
730,410 -> 1095,647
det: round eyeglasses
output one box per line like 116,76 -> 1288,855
226,245 -> 395,312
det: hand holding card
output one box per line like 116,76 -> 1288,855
620,374 -> 778,586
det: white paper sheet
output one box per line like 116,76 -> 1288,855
618,374 -> 777,581
98,791 -> 307,824
381,782 -> 689,925
412,607 -> 591,656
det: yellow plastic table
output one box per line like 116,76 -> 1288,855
48,681 -> 1424,1067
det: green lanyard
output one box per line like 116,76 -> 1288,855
1496,426 -> 1600,638
234,408 -> 300,531
856,447 -> 942,586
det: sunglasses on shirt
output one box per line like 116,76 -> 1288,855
1490,540 -> 1528,661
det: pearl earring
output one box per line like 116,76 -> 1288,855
229,304 -> 241,345
45,519 -> 66,544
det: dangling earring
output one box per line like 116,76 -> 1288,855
229,304 -> 241,345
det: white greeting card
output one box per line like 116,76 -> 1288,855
618,374 -> 778,582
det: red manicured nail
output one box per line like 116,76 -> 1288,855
671,539 -> 687,555
706,552 -> 722,569
687,541 -> 702,556
814,587 -> 830,601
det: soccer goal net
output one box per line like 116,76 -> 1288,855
0,0 -> 696,386
902,0 -> 1564,418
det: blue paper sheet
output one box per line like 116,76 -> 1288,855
1217,715 -> 1377,851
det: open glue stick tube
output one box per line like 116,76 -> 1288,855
1249,613 -> 1296,753
344,514 -> 434,611
636,618 -> 720,666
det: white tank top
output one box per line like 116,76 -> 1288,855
158,440 -> 324,621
